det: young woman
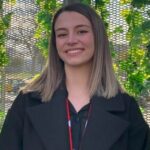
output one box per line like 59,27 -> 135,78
0,3 -> 149,150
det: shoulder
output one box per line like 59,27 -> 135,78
9,91 -> 43,113
108,92 -> 139,112
118,92 -> 148,126
117,92 -> 140,109
117,92 -> 141,114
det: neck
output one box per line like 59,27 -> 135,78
65,64 -> 91,90
65,64 -> 91,112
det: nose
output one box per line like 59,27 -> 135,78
67,33 -> 78,45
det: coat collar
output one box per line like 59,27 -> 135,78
26,89 -> 129,150
80,95 -> 129,150
26,88 -> 69,150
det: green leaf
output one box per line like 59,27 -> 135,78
120,0 -> 132,5
0,1 -> 3,10
113,26 -> 124,34
142,20 -> 150,31
131,0 -> 150,8
131,0 -> 144,8
35,38 -> 49,58
7,0 -> 16,5
147,10 -> 150,17
0,48 -> 9,67
2,13 -> 13,29
81,0 -> 92,5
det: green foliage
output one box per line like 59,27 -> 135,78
118,0 -> 150,99
0,110 -> 5,132
34,0 -> 62,58
120,0 -> 150,7
113,26 -> 124,34
81,1 -> 110,29
131,0 -> 150,8
0,1 -> 14,67
118,49 -> 150,97
6,0 -> 16,5
0,47 -> 9,67
81,0 -> 91,4
0,0 -> 15,13
95,0 -> 110,29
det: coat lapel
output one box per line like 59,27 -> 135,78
26,90 -> 129,150
81,94 -> 129,150
26,89 -> 69,150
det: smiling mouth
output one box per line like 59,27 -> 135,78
65,48 -> 84,54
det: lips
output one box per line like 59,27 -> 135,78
65,48 -> 84,54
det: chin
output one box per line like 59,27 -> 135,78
65,61 -> 92,68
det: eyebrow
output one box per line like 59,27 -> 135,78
55,24 -> 91,32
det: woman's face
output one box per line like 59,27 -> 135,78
54,11 -> 95,67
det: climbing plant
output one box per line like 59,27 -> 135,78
34,0 -> 62,58
117,0 -> 150,99
0,0 -> 15,67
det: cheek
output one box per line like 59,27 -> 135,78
85,33 -> 94,44
88,37 -> 95,57
91,36 -> 95,51
55,40 -> 61,58
85,35 -> 94,50
56,40 -> 65,59
56,39 -> 60,50
56,39 -> 66,53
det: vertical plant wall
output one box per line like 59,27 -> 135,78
117,0 -> 150,101
34,0 -> 62,58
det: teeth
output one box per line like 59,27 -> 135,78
67,49 -> 83,54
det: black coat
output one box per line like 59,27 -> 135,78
0,88 -> 150,150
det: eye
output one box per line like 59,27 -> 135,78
57,33 -> 67,38
78,30 -> 88,34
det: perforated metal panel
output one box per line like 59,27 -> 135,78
1,0 -> 44,113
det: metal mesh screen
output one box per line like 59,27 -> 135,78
108,0 -> 150,125
1,0 -> 44,112
0,0 -> 150,129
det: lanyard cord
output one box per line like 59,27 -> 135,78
66,99 -> 92,150
66,99 -> 73,150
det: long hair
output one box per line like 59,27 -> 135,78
23,3 -> 123,102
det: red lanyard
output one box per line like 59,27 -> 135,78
66,99 -> 92,150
